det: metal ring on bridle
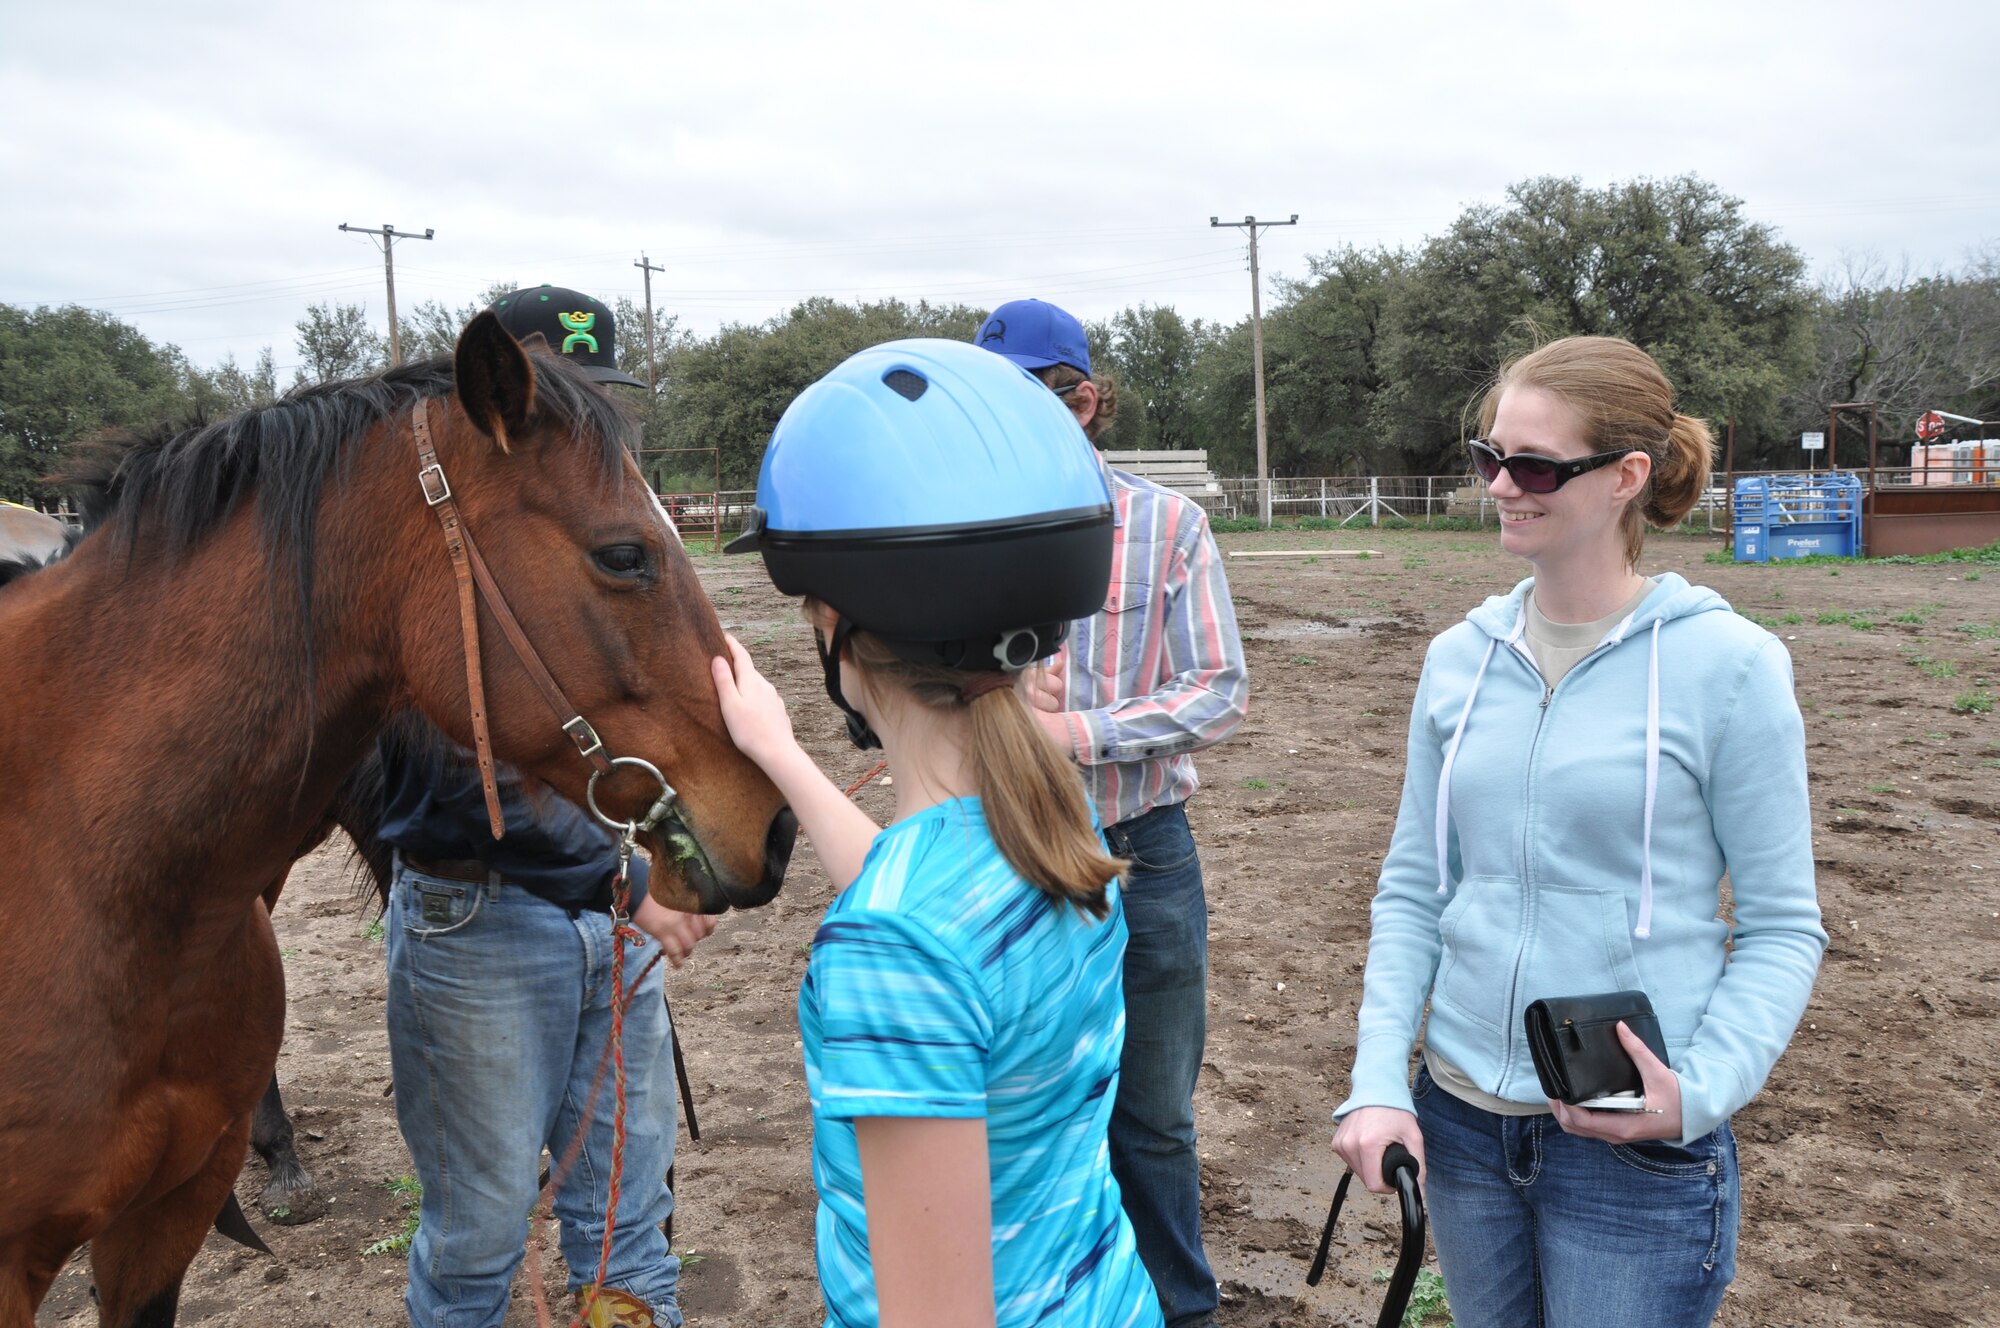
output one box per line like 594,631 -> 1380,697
586,756 -> 680,835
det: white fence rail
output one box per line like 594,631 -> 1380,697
679,477 -> 1731,534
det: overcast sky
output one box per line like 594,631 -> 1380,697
4,0 -> 1995,374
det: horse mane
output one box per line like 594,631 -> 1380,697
59,351 -> 634,574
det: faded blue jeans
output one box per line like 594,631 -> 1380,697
1412,1061 -> 1739,1328
1103,802 -> 1215,1328
385,858 -> 680,1328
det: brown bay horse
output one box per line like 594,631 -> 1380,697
2,515 -> 395,1212
0,314 -> 793,1327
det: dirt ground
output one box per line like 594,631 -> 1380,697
35,528 -> 1999,1327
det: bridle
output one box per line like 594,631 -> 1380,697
409,398 -> 678,856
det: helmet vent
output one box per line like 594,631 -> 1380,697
882,369 -> 929,401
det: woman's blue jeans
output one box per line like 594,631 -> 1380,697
1412,1061 -> 1739,1328
385,859 -> 681,1328
1103,802 -> 1216,1328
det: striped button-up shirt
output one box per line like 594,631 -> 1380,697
1058,468 -> 1249,827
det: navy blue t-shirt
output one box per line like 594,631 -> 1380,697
375,728 -> 648,911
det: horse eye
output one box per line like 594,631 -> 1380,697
593,544 -> 648,577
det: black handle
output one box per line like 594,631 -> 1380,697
1375,1144 -> 1428,1328
1306,1142 -> 1426,1293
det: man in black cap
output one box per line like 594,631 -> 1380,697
378,285 -> 699,1328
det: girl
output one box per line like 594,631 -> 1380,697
716,339 -> 1165,1328
1331,336 -> 1826,1327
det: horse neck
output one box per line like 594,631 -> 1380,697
0,437 -> 425,922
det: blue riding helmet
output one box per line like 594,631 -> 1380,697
728,338 -> 1113,747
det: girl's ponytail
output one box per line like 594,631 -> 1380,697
965,687 -> 1123,919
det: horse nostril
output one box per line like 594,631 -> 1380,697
763,807 -> 798,887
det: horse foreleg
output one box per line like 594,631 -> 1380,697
248,1072 -> 313,1207
89,1115 -> 253,1328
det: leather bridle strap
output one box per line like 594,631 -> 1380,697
412,399 -> 614,839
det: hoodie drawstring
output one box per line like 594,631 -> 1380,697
1435,636 -> 1502,896
1636,619 -> 1661,939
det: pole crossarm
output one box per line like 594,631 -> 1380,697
337,222 -> 435,366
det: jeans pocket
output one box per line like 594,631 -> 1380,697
1609,1129 -> 1723,1179
1411,1060 -> 1436,1101
399,872 -> 487,938
1112,809 -> 1197,874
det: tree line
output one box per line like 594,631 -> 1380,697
5,174 -> 1995,505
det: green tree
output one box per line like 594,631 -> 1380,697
1375,175 -> 1815,473
1097,304 -> 1222,454
0,304 -> 191,503
655,298 -> 986,488
293,301 -> 385,386
1197,247 -> 1408,476
396,284 -> 517,363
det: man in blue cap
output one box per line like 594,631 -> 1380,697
976,299 -> 1249,1328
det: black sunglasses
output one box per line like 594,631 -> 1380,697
1467,439 -> 1634,494
1048,380 -> 1083,398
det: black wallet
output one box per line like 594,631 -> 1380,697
1523,991 -> 1670,1105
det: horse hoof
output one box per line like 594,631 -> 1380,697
262,1168 -> 316,1208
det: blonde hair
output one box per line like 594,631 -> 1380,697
825,609 -> 1124,917
1033,364 -> 1120,444
1477,336 -> 1714,566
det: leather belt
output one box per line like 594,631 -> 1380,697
404,856 -> 491,885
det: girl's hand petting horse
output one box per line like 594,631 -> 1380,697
1547,1021 -> 1685,1143
711,634 -> 801,771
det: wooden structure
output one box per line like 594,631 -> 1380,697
1102,450 -> 1223,508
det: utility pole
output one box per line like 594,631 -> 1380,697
337,222 -> 434,365
1212,213 -> 1297,527
634,252 -> 666,392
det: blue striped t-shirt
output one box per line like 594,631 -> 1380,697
798,797 -> 1163,1328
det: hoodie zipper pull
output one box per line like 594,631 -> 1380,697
1540,684 -> 1554,709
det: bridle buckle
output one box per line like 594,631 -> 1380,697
419,463 -> 452,507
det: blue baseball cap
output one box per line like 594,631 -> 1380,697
973,299 -> 1091,376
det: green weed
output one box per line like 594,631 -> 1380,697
1816,610 -> 1877,630
364,1176 -> 423,1256
1290,655 -> 1319,666
1915,658 -> 1958,679
1240,778 -> 1272,791
1868,784 -> 1897,794
362,917 -> 385,943
1372,1266 -> 1453,1326
1780,612 -> 1803,625
1957,623 -> 2000,641
1952,691 -> 1995,715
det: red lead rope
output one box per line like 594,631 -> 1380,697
531,759 -> 887,1325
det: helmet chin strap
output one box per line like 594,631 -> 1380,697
816,617 -> 881,751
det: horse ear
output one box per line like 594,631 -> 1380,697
454,311 -> 537,450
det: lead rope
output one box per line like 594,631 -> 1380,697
529,759 -> 887,1325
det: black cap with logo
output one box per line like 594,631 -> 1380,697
488,284 -> 648,388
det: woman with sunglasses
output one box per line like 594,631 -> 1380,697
1330,336 -> 1825,1327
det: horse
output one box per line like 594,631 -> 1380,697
3,509 -> 399,1215
0,312 -> 795,1327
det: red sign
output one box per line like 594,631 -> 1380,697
1916,411 -> 1948,441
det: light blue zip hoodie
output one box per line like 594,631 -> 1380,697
1334,573 -> 1826,1144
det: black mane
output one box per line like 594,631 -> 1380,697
48,351 -> 635,729
61,351 -> 634,573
